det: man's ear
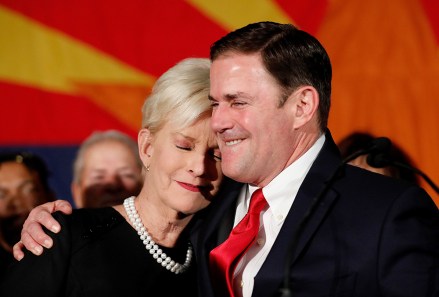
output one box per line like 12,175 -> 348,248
138,128 -> 153,166
291,86 -> 319,130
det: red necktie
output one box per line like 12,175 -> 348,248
209,189 -> 267,296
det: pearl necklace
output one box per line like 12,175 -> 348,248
123,197 -> 193,274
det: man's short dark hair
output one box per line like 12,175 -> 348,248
210,21 -> 332,130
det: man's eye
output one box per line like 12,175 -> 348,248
91,175 -> 105,182
232,101 -> 246,107
21,184 -> 38,195
120,173 -> 137,180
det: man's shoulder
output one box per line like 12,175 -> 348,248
336,164 -> 434,208
343,164 -> 415,189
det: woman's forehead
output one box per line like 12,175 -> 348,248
162,118 -> 217,145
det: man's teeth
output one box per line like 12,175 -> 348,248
225,139 -> 242,146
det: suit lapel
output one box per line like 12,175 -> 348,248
253,131 -> 342,297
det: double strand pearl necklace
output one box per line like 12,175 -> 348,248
123,197 -> 193,274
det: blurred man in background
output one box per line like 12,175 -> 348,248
71,130 -> 143,208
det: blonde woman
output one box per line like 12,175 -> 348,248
0,58 -> 223,297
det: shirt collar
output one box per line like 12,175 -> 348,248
247,134 -> 326,221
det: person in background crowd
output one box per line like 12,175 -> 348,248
71,130 -> 143,208
337,131 -> 419,184
0,152 -> 54,278
5,131 -> 143,257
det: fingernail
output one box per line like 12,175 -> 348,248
51,225 -> 60,233
43,239 -> 52,248
17,254 -> 24,261
34,246 -> 43,255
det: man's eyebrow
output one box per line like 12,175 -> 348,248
208,92 -> 248,101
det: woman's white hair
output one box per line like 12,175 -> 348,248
141,58 -> 211,133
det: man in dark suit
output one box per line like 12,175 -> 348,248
195,21 -> 439,296
13,22 -> 439,296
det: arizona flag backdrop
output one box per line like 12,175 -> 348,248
1,0 -> 438,206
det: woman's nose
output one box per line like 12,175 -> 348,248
188,154 -> 206,177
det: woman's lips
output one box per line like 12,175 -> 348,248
177,181 -> 202,192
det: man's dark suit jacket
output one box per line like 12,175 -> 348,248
192,131 -> 439,297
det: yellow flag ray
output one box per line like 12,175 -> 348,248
0,5 -> 155,130
186,0 -> 294,31
0,5 -> 154,92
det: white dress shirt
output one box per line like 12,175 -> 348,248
232,134 -> 325,297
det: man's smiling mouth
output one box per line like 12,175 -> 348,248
225,139 -> 243,146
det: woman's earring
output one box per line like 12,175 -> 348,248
146,164 -> 150,172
